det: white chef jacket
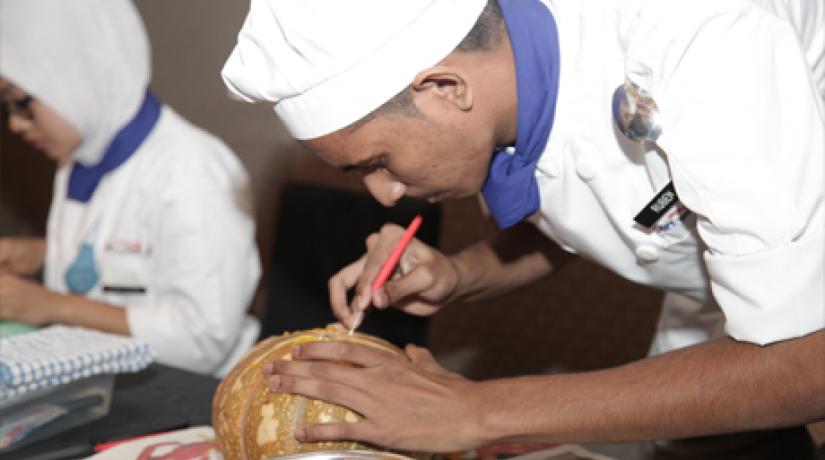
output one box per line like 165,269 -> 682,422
529,0 -> 824,351
45,106 -> 262,376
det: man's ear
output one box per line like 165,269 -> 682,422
411,66 -> 473,111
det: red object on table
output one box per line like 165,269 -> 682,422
93,425 -> 189,452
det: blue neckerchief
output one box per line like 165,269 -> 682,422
67,89 -> 161,202
481,0 -> 560,229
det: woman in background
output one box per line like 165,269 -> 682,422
0,0 -> 262,377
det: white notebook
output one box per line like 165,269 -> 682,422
0,325 -> 154,401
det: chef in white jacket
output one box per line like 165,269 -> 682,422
220,0 -> 824,455
0,0 -> 261,377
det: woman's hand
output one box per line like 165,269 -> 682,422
0,237 -> 47,276
264,342 -> 488,452
0,273 -> 59,325
328,223 -> 461,328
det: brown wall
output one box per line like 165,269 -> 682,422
0,0 -> 662,378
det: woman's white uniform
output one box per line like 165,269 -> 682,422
0,0 -> 262,375
531,0 -> 824,352
44,107 -> 262,376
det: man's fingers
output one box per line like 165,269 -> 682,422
270,373 -> 374,415
354,224 -> 406,305
268,359 -> 371,392
347,309 -> 365,330
292,341 -> 394,368
328,256 -> 367,325
364,232 -> 379,251
296,421 -> 379,447
269,359 -> 356,381
405,344 -> 447,375
378,265 -> 437,308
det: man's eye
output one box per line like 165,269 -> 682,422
362,158 -> 387,174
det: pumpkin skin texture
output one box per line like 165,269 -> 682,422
212,325 -> 402,460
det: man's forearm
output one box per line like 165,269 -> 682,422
473,330 -> 825,445
450,222 -> 572,303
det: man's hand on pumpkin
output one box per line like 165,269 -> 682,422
264,341 -> 487,452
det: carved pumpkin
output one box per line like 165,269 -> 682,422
212,325 -> 403,459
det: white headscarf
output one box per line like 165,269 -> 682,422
0,0 -> 151,165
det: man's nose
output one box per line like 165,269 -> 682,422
363,172 -> 406,207
7,113 -> 31,134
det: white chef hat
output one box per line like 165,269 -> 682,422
222,0 -> 487,140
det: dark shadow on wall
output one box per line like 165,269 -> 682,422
261,183 -> 442,349
0,129 -> 55,235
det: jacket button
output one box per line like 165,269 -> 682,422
576,160 -> 597,181
635,244 -> 659,262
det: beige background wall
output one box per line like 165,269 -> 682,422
137,0 -> 303,304
0,0 -> 662,378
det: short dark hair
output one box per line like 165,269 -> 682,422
348,0 -> 504,132
456,0 -> 504,53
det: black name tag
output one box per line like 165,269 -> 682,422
103,285 -> 146,294
634,181 -> 679,228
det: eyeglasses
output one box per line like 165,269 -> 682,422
1,94 -> 34,121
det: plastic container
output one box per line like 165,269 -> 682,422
0,321 -> 37,339
0,374 -> 114,453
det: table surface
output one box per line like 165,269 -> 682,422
12,364 -> 813,460
3,363 -> 649,460
3,364 -> 219,460
3,363 -> 648,460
